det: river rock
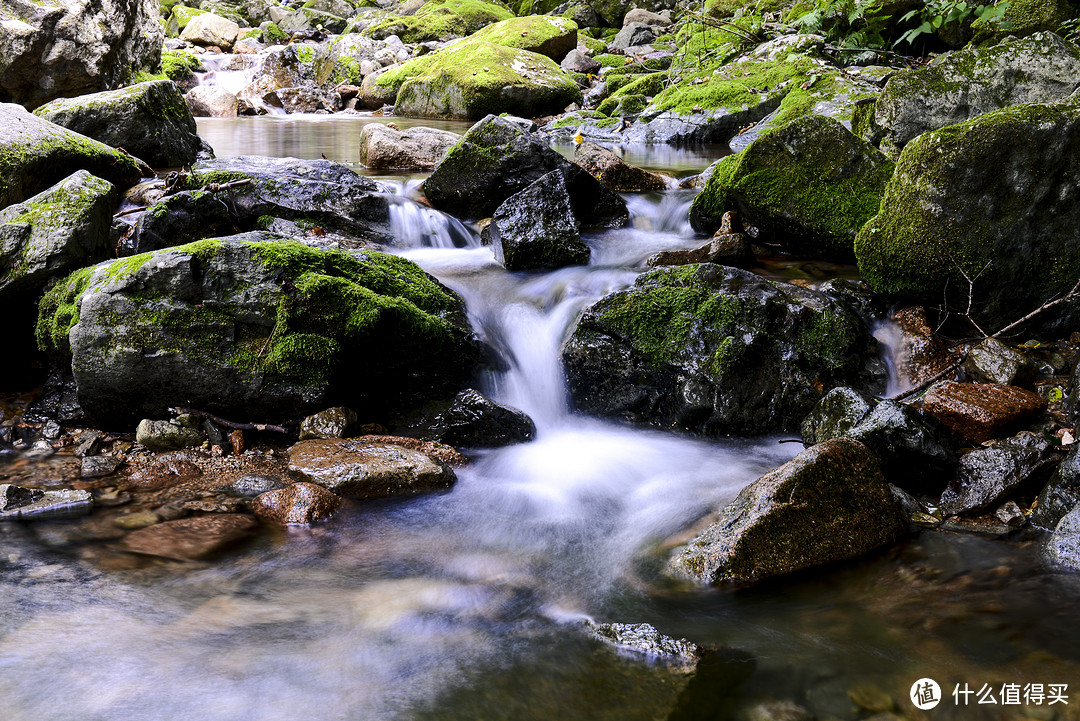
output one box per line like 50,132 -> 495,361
0,483 -> 92,520
483,170 -> 589,271
574,142 -> 667,192
919,381 -> 1047,444
1042,503 -> 1080,571
358,123 -> 461,170
963,337 -> 1036,387
393,389 -> 535,448
136,419 -> 204,452
393,41 -> 582,120
251,481 -> 343,524
800,386 -> 872,446
561,49 -> 600,74
854,102 -> 1080,337
690,115 -> 894,262
220,474 -> 290,498
180,12 -> 240,49
843,399 -> 957,491
585,621 -> 702,669
362,0 -> 512,42
0,0 -> 163,109
563,263 -> 876,436
669,438 -> 906,585
36,238 -> 480,423
610,22 -> 659,52
0,170 -> 115,306
866,32 -> 1080,157
885,306 -> 962,388
467,15 -> 578,62
646,233 -> 754,269
1033,445 -> 1080,530
288,438 -> 456,498
33,80 -> 206,169
940,431 -> 1058,515
117,513 -> 259,560
80,455 -> 122,478
299,407 -> 358,440
0,104 -> 143,210
185,85 -> 239,118
424,114 -> 627,226
267,86 -> 338,114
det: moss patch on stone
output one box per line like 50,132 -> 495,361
364,0 -> 514,42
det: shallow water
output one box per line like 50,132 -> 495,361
1,119 -> 1078,721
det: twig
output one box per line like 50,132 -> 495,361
169,407 -> 288,434
992,276 -> 1080,339
114,205 -> 149,218
885,347 -> 969,402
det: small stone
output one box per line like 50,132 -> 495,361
251,482 -> 343,525
81,455 -> 123,478
965,337 -> 1035,386
229,429 -> 245,454
995,500 -> 1026,526
288,438 -> 456,499
117,514 -> 259,561
299,407 -> 358,441
0,485 -> 92,520
114,511 -> 161,530
73,431 -> 104,458
136,419 -> 204,452
221,474 -> 288,498
585,621 -> 701,669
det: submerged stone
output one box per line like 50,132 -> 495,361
251,481 -> 343,525
117,513 -> 259,560
393,389 -> 535,448
288,437 -> 456,498
0,484 -> 92,520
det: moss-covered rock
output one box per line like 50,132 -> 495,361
37,237 -> 482,424
855,101 -> 1080,337
866,32 -> 1080,157
167,4 -> 209,36
394,41 -> 582,120
34,80 -> 205,169
669,438 -> 906,585
468,15 -> 578,62
972,0 -> 1076,41
689,114 -> 894,261
364,0 -> 513,42
0,103 -> 143,210
562,263 -> 877,436
161,49 -> 205,93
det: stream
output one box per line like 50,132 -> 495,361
0,115 -> 1078,721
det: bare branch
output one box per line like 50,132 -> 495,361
993,275 -> 1080,339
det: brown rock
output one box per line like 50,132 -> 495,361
889,306 -> 962,387
251,482 -> 343,525
288,438 -> 457,499
573,141 -> 668,192
117,514 -> 259,560
229,429 -> 245,454
647,233 -> 753,268
124,457 -> 203,491
357,434 -> 468,467
920,381 -> 1047,443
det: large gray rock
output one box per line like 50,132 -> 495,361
0,0 -> 163,110
0,103 -> 143,209
36,237 -> 481,423
562,264 -> 877,436
855,102 -> 1080,337
940,431 -> 1058,516
0,170 -> 115,303
800,386 -> 872,446
669,438 -> 907,585
484,170 -> 589,271
33,80 -> 206,168
179,12 -> 240,49
184,85 -> 239,117
867,32 -> 1080,156
424,114 -> 627,226
288,438 -> 456,498
1033,445 -> 1080,530
358,123 -> 460,170
1043,503 -> 1080,571
609,22 -> 658,52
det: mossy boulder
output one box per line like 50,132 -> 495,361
394,41 -> 582,120
854,102 -> 1080,337
468,15 -> 578,62
33,80 -> 206,169
689,114 -> 894,262
0,103 -> 143,210
972,0 -> 1076,42
36,237 -> 482,424
166,4 -> 208,36
561,263 -> 877,436
668,437 -> 907,585
364,0 -> 513,42
161,50 -> 205,93
866,32 -> 1080,157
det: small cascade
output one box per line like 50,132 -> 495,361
381,179 -> 481,250
623,189 -> 697,236
195,52 -> 284,115
872,318 -> 914,397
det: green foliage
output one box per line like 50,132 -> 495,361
791,0 -> 892,49
895,0 -> 1010,46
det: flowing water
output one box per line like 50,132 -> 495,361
0,117 -> 1078,720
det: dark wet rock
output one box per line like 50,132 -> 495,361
483,170 -> 589,271
0,0 -> 163,110
920,381 -> 1047,444
866,33 -> 1080,156
801,386 -> 872,446
184,85 -> 239,117
251,481 -> 343,524
1032,445 -> 1080,530
647,232 -> 754,270
424,114 -> 627,228
136,419 -> 204,452
0,104 -> 143,209
561,49 -> 600,74
940,431 -> 1058,515
33,80 -> 206,168
0,484 -> 92,520
609,22 -> 659,52
393,389 -> 535,448
38,238 -> 480,423
359,123 -> 460,170
844,399 -> 957,491
1042,503 -> 1080,570
573,141 -> 667,192
996,500 -> 1026,526
72,430 -> 104,458
585,621 -> 702,668
299,407 -> 357,441
132,156 -> 391,250
815,278 -> 890,322
889,483 -> 926,519
116,513 -> 259,560
23,369 -> 85,425
669,438 -> 906,585
964,337 -> 1036,387
0,170 -> 116,307
220,474 -> 289,499
563,264 -> 876,436
690,115 -> 894,262
288,437 -> 456,498
81,455 -> 123,478
738,700 -> 814,721
855,102 -> 1080,337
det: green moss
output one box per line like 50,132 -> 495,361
467,15 -> 578,58
104,253 -> 154,283
364,0 -> 514,42
595,53 -> 631,69
580,35 -> 606,53
185,169 -> 252,189
35,266 -> 98,355
296,44 -> 317,63
265,21 -> 289,44
161,49 -> 204,80
973,0 -> 1074,39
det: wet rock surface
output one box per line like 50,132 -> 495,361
484,170 -> 590,271
0,483 -> 92,520
940,431 -> 1059,515
116,513 -> 259,561
585,621 -> 702,667
843,399 -> 957,492
800,387 -> 872,446
288,437 -> 456,499
920,381 -> 1047,444
393,389 -> 535,448
1033,445 -> 1080,530
250,481 -> 342,524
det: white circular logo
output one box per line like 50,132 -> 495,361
911,678 -> 942,710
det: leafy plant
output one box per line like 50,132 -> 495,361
791,0 -> 892,48
894,0 -> 1010,47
